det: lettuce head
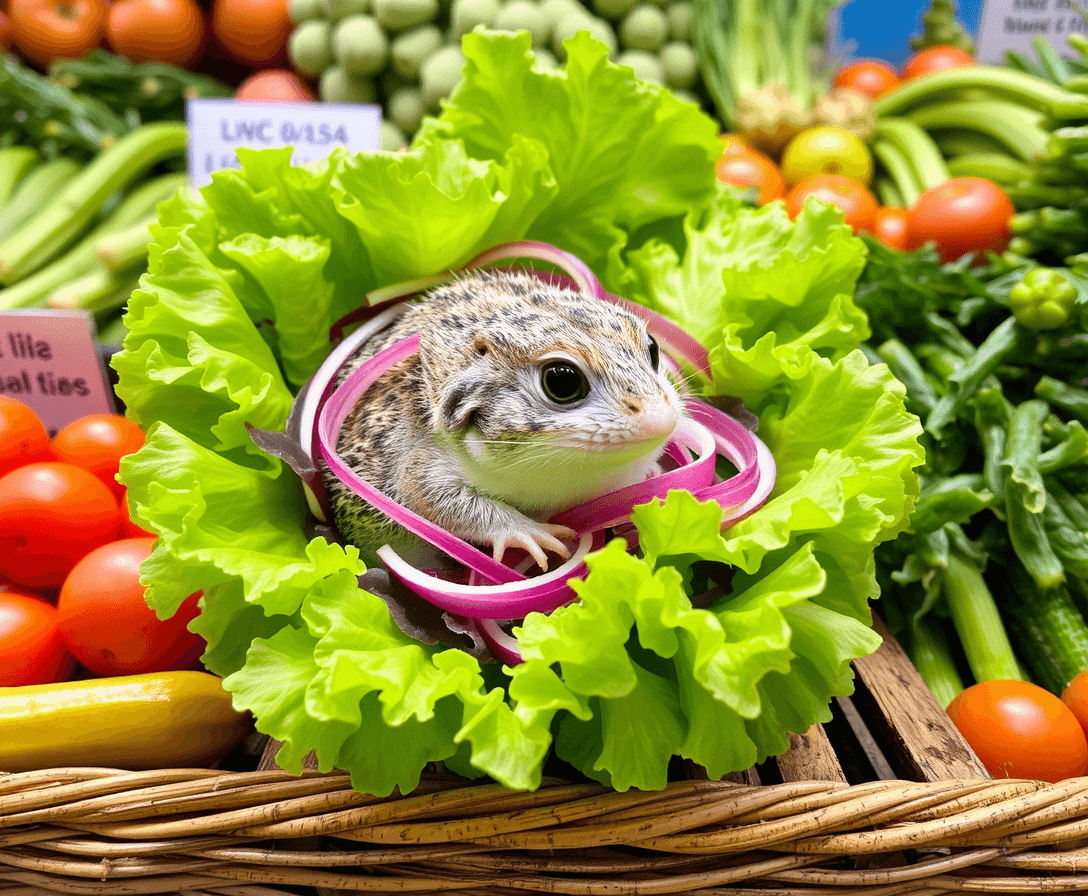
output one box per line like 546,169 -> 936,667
114,30 -> 923,795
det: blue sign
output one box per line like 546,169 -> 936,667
828,0 -> 984,67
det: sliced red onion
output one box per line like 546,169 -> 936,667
719,434 -> 777,526
475,617 -> 522,666
376,533 -> 597,618
552,416 -> 716,533
318,334 -> 524,584
464,241 -> 606,301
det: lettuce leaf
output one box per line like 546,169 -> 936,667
113,30 -> 922,795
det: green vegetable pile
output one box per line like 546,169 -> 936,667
0,52 -> 230,342
286,0 -> 703,147
114,31 -> 922,795
857,239 -> 1088,706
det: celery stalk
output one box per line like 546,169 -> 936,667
908,617 -> 965,708
943,553 -> 1024,683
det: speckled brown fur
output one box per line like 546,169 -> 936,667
322,270 -> 683,568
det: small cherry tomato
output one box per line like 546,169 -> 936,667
871,207 -> 910,250
715,144 -> 787,206
50,413 -> 145,500
106,0 -> 207,66
57,537 -> 205,677
0,592 -> 76,686
120,489 -> 156,538
0,397 -> 51,478
1061,671 -> 1088,740
907,176 -> 1014,262
833,59 -> 900,98
0,462 -> 121,589
948,679 -> 1088,782
780,126 -> 874,186
785,174 -> 878,234
235,68 -> 316,102
9,0 -> 108,64
901,45 -> 975,81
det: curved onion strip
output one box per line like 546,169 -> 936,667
365,272 -> 455,308
686,402 -> 760,509
552,417 -> 717,533
464,241 -> 606,300
318,335 -> 525,584
376,533 -> 597,618
475,617 -> 522,666
719,434 -> 777,526
298,302 -> 410,465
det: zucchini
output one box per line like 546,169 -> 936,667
0,671 -> 252,772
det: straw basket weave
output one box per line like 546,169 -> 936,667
3,617 -> 1088,896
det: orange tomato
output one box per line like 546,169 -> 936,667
50,413 -> 145,500
9,0 -> 108,64
871,207 -> 910,250
106,0 -> 206,66
785,174 -> 878,234
1062,671 -> 1088,740
833,59 -> 899,98
235,68 -> 315,102
212,0 -> 290,66
0,462 -> 122,589
0,7 -> 12,51
901,45 -> 975,81
907,177 -> 1014,262
0,397 -> 51,478
120,489 -> 156,538
57,538 -> 205,677
0,591 -> 76,686
715,143 -> 786,206
949,680 -> 1088,782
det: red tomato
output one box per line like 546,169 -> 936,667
948,680 -> 1088,782
211,0 -> 290,66
120,489 -> 156,538
0,592 -> 76,686
57,538 -> 205,677
50,413 -> 145,500
901,45 -> 975,81
833,60 -> 900,99
785,174 -> 878,234
9,0 -> 108,64
871,207 -> 910,250
0,7 -> 12,51
106,0 -> 207,66
0,397 -> 51,478
907,177 -> 1014,262
235,68 -> 315,102
716,144 -> 786,206
0,462 -> 122,589
1061,671 -> 1088,740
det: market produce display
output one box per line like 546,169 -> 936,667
108,30 -> 922,795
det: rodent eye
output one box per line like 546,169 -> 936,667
540,361 -> 590,405
647,335 -> 660,370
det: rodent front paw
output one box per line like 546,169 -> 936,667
491,521 -> 577,571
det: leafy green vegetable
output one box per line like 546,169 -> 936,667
115,31 -> 922,795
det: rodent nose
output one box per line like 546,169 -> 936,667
636,402 -> 679,441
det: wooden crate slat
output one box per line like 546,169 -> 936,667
775,725 -> 847,784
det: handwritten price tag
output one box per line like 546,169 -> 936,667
186,98 -> 383,187
0,309 -> 116,437
976,0 -> 1084,63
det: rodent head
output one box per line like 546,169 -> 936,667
413,271 -> 684,517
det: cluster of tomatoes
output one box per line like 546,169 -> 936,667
716,45 -> 1014,263
0,396 -> 203,688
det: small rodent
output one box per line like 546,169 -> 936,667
324,270 -> 684,569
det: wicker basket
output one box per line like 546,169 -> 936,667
4,617 -> 1088,896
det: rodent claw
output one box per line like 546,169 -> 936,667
490,523 -> 575,571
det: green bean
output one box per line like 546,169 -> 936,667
974,386 -> 1011,505
1035,376 -> 1088,425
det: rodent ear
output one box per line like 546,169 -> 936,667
436,368 -> 489,432
472,336 -> 493,357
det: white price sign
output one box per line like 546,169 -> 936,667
186,98 -> 382,187
976,0 -> 1087,64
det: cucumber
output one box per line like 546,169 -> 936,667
288,19 -> 334,78
659,40 -> 696,89
373,0 -> 440,31
390,24 -> 443,80
333,14 -> 389,77
615,49 -> 664,83
389,86 -> 424,134
493,0 -> 550,46
319,66 -> 378,103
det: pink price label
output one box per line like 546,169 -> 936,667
0,309 -> 116,437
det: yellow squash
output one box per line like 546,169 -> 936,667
0,671 -> 252,772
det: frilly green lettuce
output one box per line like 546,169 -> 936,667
115,30 -> 922,795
